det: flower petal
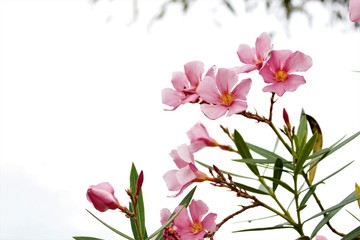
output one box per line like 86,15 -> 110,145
171,72 -> 189,91
184,61 -> 204,87
283,74 -> 306,92
197,76 -> 220,104
161,88 -> 183,109
216,68 -> 238,95
231,78 -> 252,100
255,32 -> 272,60
285,51 -> 312,72
200,104 -> 228,120
227,100 -> 248,116
202,213 -> 217,232
350,0 -> 360,22
237,44 -> 256,64
163,169 -> 181,191
262,82 -> 286,96
189,199 -> 208,222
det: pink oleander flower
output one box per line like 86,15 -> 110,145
186,122 -> 232,153
233,32 -> 272,73
173,199 -> 217,240
187,122 -> 218,152
163,144 -> 212,197
259,50 -> 312,97
197,68 -> 252,120
160,207 -> 182,240
86,182 -> 124,212
162,61 -> 215,110
349,0 -> 360,22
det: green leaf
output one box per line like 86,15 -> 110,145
151,187 -> 196,240
308,191 -> 360,238
247,143 -> 292,170
341,226 -> 360,240
295,132 -> 318,175
295,109 -> 308,154
196,160 -> 257,181
129,163 -> 147,239
233,130 -> 259,176
262,176 -> 294,193
233,181 -> 269,195
73,237 -> 104,240
299,186 -> 316,210
85,209 -> 134,240
272,158 -> 283,192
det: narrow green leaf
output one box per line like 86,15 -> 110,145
151,187 -> 196,240
299,186 -> 316,210
233,130 -> 259,176
247,143 -> 292,170
295,109 -> 308,153
73,237 -> 104,240
272,158 -> 283,192
262,176 -> 294,193
196,160 -> 257,180
309,192 -> 360,238
129,163 -> 147,239
341,226 -> 360,240
296,237 -> 310,240
234,181 -> 268,195
86,209 -> 134,240
295,132 -> 318,175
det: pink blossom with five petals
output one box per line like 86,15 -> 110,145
173,199 -> 217,240
233,32 -> 273,73
349,0 -> 360,22
197,68 -> 252,120
259,50 -> 312,97
162,61 -> 215,110
163,144 -> 212,197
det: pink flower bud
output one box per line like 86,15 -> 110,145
86,182 -> 122,212
283,108 -> 291,128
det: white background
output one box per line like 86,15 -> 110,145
1,0 -> 360,239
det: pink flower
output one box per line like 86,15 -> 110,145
350,0 -> 360,22
86,182 -> 123,212
233,32 -> 273,73
173,199 -> 217,240
162,61 -> 215,110
197,68 -> 252,120
186,122 -> 218,152
163,144 -> 211,197
259,50 -> 312,97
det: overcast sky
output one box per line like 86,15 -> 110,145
1,0 -> 359,240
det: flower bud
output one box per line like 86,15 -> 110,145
136,170 -> 144,196
283,108 -> 290,128
86,182 -> 123,212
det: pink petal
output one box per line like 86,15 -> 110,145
171,72 -> 189,91
202,213 -> 217,232
174,207 -> 192,230
262,82 -> 286,96
197,76 -> 220,104
255,32 -> 272,60
231,64 -> 258,74
267,50 -> 292,71
315,235 -> 328,240
184,61 -> 204,87
160,208 -> 171,225
189,199 -> 208,222
176,164 -> 197,186
163,169 -> 181,191
283,74 -> 306,92
227,100 -> 248,116
215,68 -> 238,95
285,51 -> 313,73
200,104 -> 228,120
161,88 -> 183,109
259,65 -> 276,83
205,65 -> 216,79
350,0 -> 360,22
237,44 -> 256,64
231,78 -> 252,100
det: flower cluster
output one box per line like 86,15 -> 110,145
76,3 -> 360,240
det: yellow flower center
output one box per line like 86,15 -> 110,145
191,222 -> 203,234
220,93 -> 233,106
275,70 -> 287,81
